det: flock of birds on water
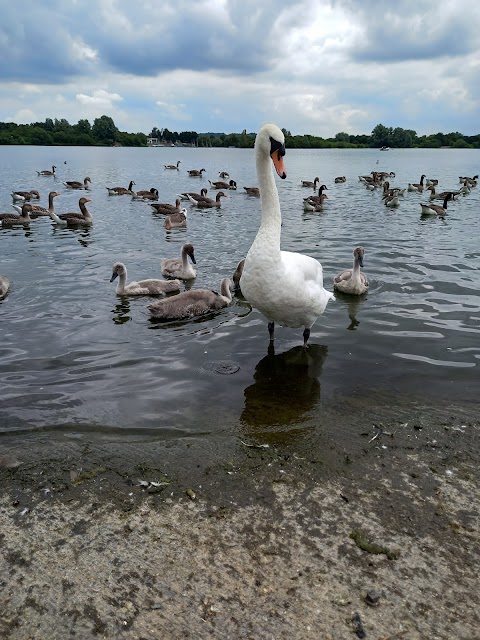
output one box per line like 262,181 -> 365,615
0,123 -> 478,348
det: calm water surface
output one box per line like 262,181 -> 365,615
1,145 -> 479,438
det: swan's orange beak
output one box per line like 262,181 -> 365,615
271,150 -> 287,179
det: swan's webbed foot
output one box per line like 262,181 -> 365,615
302,327 -> 310,349
268,321 -> 275,341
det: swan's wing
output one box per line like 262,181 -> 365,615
360,273 -> 368,286
334,269 -> 353,284
281,251 -> 324,287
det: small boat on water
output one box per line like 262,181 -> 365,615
380,146 -> 390,151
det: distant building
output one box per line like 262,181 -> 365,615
147,137 -> 159,146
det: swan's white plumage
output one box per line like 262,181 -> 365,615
240,123 -> 334,343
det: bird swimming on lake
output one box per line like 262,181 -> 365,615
110,262 -> 181,296
1,203 -> 33,225
63,177 -> 91,189
12,191 -> 60,217
37,166 -> 56,176
0,276 -> 10,299
147,278 -> 232,320
48,197 -> 93,225
187,192 -> 227,208
165,208 -> 187,229
164,161 -> 181,170
161,243 -> 197,280
106,180 -> 136,195
333,246 -> 369,295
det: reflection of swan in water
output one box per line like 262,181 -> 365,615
111,297 -> 132,325
240,343 -> 328,442
334,291 -> 366,330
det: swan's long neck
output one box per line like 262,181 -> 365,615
352,255 -> 362,282
116,271 -> 127,294
220,279 -> 232,301
253,150 -> 281,255
182,249 -> 189,270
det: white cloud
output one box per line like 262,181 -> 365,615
76,90 -> 123,108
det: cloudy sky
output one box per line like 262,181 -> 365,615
1,0 -> 479,136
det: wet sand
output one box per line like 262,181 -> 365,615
1,394 -> 479,639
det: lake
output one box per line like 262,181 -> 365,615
0,144 -> 479,441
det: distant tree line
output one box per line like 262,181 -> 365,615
0,116 -> 478,149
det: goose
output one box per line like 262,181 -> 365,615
49,197 -> 92,225
11,190 -> 40,202
425,178 -> 438,187
303,185 -> 328,205
161,243 -> 197,280
243,186 -> 260,196
334,176 -> 346,183
427,185 -> 462,201
150,198 -> 182,215
63,177 -> 91,189
407,174 -> 426,192
106,180 -> 136,195
419,193 -> 452,216
333,246 -> 368,296
301,177 -> 320,188
239,123 -> 335,348
37,166 -> 56,176
1,203 -> 32,225
187,191 -> 227,208
187,168 -> 206,177
208,179 -> 237,190
177,188 -> 208,201
383,194 -> 400,207
0,275 -> 10,300
219,171 -> 229,179
147,278 -> 232,320
459,174 -> 478,185
110,262 -> 181,296
165,208 -> 187,229
382,182 -> 405,198
12,191 -> 60,217
132,188 -> 159,201
303,199 -> 324,212
232,259 -> 245,293
164,161 -> 181,170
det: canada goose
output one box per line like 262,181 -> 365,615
334,176 -> 346,183
243,186 -> 260,196
187,168 -> 206,177
187,191 -> 227,208
303,185 -> 328,205
333,246 -> 368,295
427,185 -> 462,201
383,194 -> 400,207
161,243 -> 197,280
11,190 -> 40,202
12,191 -> 60,217
110,262 -> 181,296
37,166 -> 56,176
147,278 -> 232,320
425,178 -> 438,187
240,123 -> 335,348
164,161 -> 181,170
407,174 -> 426,192
49,197 -> 92,225
232,259 -> 245,293
177,188 -> 208,201
132,188 -> 159,201
303,199 -> 324,212
106,180 -> 136,195
150,198 -> 182,215
459,174 -> 478,185
0,275 -> 10,300
63,177 -> 91,189
1,203 -> 32,225
219,171 -> 229,179
208,179 -> 237,190
165,208 -> 187,229
301,177 -> 320,188
419,193 -> 452,216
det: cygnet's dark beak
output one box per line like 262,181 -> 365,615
110,273 -> 118,282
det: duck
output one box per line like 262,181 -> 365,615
187,191 -> 227,208
187,168 -> 206,177
334,176 -> 346,183
239,123 -> 335,348
165,208 -> 187,229
147,278 -> 232,320
177,188 -> 209,201
150,198 -> 182,215
1,203 -> 33,225
132,188 -> 159,201
419,193 -> 452,216
301,177 -> 320,188
208,179 -> 237,190
63,177 -> 91,189
333,246 -> 368,295
110,262 -> 181,296
12,191 -> 60,217
164,161 -> 181,170
106,180 -> 136,195
37,166 -> 56,176
0,275 -> 10,300
303,184 -> 328,205
243,186 -> 260,196
49,197 -> 93,225
161,243 -> 197,280
219,171 -> 229,179
407,174 -> 426,192
232,259 -> 245,293
11,190 -> 40,202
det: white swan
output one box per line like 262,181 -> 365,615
0,275 -> 10,299
161,243 -> 197,280
147,278 -> 232,320
333,246 -> 368,295
110,262 -> 181,296
240,123 -> 335,347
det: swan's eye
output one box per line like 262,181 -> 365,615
269,137 -> 285,158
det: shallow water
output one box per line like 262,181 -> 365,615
0,145 -> 479,437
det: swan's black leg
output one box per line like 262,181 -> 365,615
302,327 -> 310,349
268,321 -> 275,341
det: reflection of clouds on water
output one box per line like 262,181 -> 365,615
240,343 -> 328,442
111,297 -> 131,324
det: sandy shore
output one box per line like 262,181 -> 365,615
1,396 -> 479,639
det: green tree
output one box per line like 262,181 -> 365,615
92,115 -> 118,145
